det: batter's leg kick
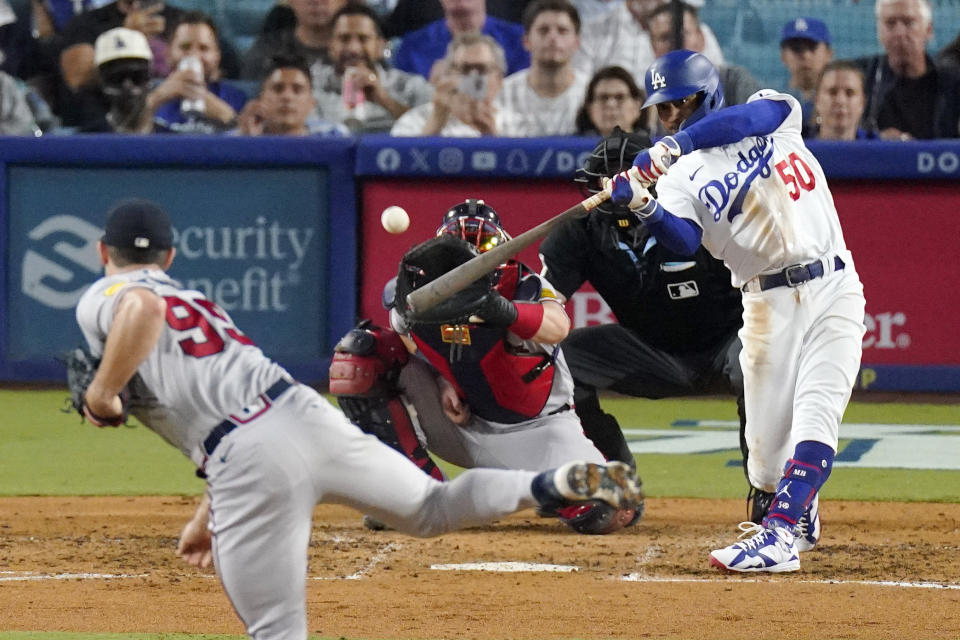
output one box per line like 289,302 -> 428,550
329,320 -> 443,482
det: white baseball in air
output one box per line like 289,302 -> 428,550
381,205 -> 410,234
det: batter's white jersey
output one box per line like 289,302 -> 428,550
656,90 -> 852,287
76,268 -> 288,466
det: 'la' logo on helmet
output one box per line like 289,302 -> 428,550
650,69 -> 666,90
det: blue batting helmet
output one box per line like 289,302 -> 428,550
642,49 -> 724,129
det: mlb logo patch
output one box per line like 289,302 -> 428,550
668,281 -> 699,299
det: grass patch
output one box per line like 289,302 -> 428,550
1,389 -> 957,502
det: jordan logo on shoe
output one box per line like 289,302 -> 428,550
776,482 -> 792,499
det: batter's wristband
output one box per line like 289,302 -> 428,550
509,302 -> 544,339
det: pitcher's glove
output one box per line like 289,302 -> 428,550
62,347 -> 127,427
394,234 -> 496,325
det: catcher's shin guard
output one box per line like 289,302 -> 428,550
573,386 -> 636,470
329,320 -> 444,481
338,395 -> 444,481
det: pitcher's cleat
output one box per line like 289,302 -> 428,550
532,461 -> 643,512
795,495 -> 821,552
709,522 -> 800,573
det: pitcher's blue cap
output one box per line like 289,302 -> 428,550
781,17 -> 831,46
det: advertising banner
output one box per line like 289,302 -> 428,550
360,179 -> 960,391
2,151 -> 354,382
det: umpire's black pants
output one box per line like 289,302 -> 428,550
560,324 -> 746,470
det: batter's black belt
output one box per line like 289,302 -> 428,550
743,256 -> 845,293
202,378 -> 294,456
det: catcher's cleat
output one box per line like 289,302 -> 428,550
709,522 -> 800,573
795,495 -> 821,552
531,461 -> 643,512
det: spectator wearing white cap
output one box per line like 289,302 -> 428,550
88,26 -> 155,132
780,17 -> 833,135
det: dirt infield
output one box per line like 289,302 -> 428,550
1,496 -> 958,639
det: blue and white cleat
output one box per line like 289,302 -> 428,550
709,522 -> 801,573
795,495 -> 821,552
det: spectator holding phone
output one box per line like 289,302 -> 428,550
59,0 -> 184,93
237,54 -> 348,137
83,26 -> 156,133
391,32 -> 506,136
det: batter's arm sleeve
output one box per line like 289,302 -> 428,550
672,98 -> 792,152
84,288 -> 166,418
634,203 -> 703,256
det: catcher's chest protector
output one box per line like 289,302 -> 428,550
410,264 -> 557,424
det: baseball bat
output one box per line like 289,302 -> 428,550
405,189 -> 612,315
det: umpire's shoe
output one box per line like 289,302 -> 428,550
709,522 -> 800,573
532,461 -> 643,512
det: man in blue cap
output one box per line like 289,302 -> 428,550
780,17 -> 832,135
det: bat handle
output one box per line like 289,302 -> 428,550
581,188 -> 611,212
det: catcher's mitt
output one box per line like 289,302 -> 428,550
394,234 -> 496,325
62,347 -> 127,427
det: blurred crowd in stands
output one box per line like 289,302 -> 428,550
0,0 -> 957,140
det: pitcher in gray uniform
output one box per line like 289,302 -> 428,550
75,198 -> 643,640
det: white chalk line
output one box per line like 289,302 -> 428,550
0,571 -> 147,582
2,568 -> 955,591
619,574 -> 960,589
431,562 -> 578,572
312,541 -> 402,581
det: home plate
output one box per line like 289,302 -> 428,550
430,562 -> 579,572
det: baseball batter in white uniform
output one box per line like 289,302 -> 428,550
75,199 -> 642,639
610,50 -> 865,573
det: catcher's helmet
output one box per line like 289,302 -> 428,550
642,49 -> 725,130
575,127 -> 653,216
437,198 -> 511,253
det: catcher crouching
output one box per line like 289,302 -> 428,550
330,199 -> 644,534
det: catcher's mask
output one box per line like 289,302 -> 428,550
437,199 -> 511,253
575,127 -> 654,222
